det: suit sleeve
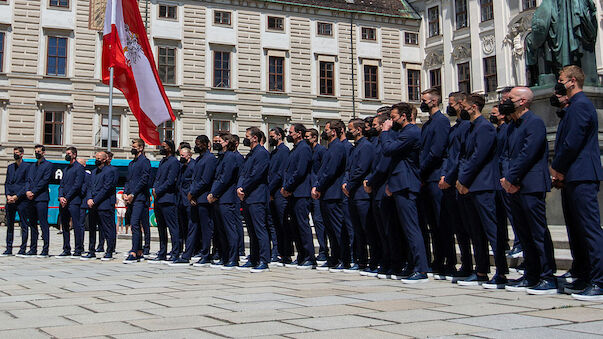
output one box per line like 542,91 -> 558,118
316,146 -> 344,193
4,165 -> 13,196
506,119 -> 547,186
241,151 -> 269,194
65,166 -> 85,201
458,126 -> 496,187
381,130 -> 415,156
443,133 -> 461,185
420,119 -> 449,178
366,152 -> 392,188
551,103 -> 593,174
31,163 -> 53,197
16,166 -> 30,199
92,173 -> 114,205
211,155 -> 236,198
347,144 -> 375,193
132,160 -> 151,196
283,147 -> 311,192
154,161 -> 178,197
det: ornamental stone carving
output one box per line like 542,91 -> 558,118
424,51 -> 443,68
451,44 -> 471,62
481,35 -> 496,55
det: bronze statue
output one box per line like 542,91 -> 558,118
526,0 -> 598,86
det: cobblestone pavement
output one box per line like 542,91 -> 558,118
0,228 -> 601,338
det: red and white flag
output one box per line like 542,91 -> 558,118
102,0 -> 175,145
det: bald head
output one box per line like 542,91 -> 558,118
510,87 -> 534,108
77,158 -> 86,166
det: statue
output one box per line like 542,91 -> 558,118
526,0 -> 599,86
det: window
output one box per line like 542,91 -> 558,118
317,22 -> 333,36
268,56 -> 284,92
158,4 -> 177,19
455,0 -> 468,29
404,32 -> 418,45
267,16 -> 284,31
43,111 -> 64,145
47,36 -> 67,76
0,32 -> 4,73
361,27 -> 376,41
483,56 -> 498,93
407,69 -> 421,102
101,114 -> 120,148
523,0 -> 537,10
214,11 -> 231,25
480,0 -> 493,22
364,65 -> 378,99
458,62 -> 471,94
319,61 -> 334,96
213,51 -> 230,88
157,46 -> 176,85
212,120 -> 230,137
430,68 -> 442,95
428,7 -> 440,37
49,0 -> 69,8
157,120 -> 174,141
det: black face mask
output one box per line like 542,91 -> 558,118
268,138 -> 278,147
320,131 -> 329,141
286,135 -> 294,143
460,109 -> 470,120
13,154 -> 21,161
35,153 -> 43,160
95,159 -> 103,167
392,122 -> 402,131
159,147 -> 168,155
366,128 -> 377,138
179,157 -> 188,164
498,99 -> 516,116
305,139 -> 312,146
243,138 -> 251,147
130,148 -> 138,156
194,146 -> 203,154
65,154 -> 72,162
420,102 -> 430,113
489,115 -> 499,124
554,82 -> 568,96
345,131 -> 355,140
550,94 -> 562,108
446,105 -> 457,117
213,143 -> 223,152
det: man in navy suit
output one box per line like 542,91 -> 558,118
380,103 -> 427,283
500,87 -> 555,295
343,119 -> 378,274
95,152 -> 119,253
149,140 -> 181,263
282,123 -> 316,269
550,66 -> 603,301
82,151 -> 117,260
208,133 -> 241,269
237,127 -> 271,272
267,127 -> 290,265
57,147 -> 85,258
123,139 -> 151,263
456,94 -> 508,288
438,91 -> 472,281
188,135 -> 217,267
3,147 -> 31,257
25,145 -> 54,257
233,135 -> 246,259
313,120 -> 347,271
418,89 -> 450,277
339,123 -> 355,271
305,128 -> 328,262
77,158 -> 91,258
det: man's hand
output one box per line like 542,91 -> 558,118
311,187 -> 321,200
438,176 -> 451,190
187,192 -> 194,202
385,185 -> 392,197
152,189 -> 156,200
237,188 -> 245,201
280,188 -> 291,198
341,183 -> 349,197
87,199 -> 94,208
550,167 -> 565,182
552,178 -> 565,190
363,180 -> 372,194
207,193 -> 217,204
6,196 -> 13,204
26,191 -> 34,200
382,119 -> 393,132
456,180 -> 469,195
59,197 -> 67,208
500,178 -> 520,194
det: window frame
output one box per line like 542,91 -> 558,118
407,69 -> 421,102
428,6 -> 440,38
317,22 -> 333,37
0,31 -> 4,73
267,16 -> 285,31
46,36 -> 68,77
457,62 -> 471,94
404,32 -> 419,46
100,113 -> 120,149
158,4 -> 177,20
455,0 -> 468,30
319,60 -> 335,96
361,27 -> 377,41
43,111 -> 64,146
430,68 -> 442,95
522,0 -> 537,10
213,51 -> 231,88
363,64 -> 379,99
212,119 -> 231,137
268,55 -> 285,92
157,120 -> 175,143
480,0 -> 494,22
214,10 -> 231,26
483,56 -> 498,93
157,45 -> 176,85
49,0 -> 69,8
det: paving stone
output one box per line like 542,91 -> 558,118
40,321 -> 144,338
287,327 -> 410,339
285,314 -> 394,330
343,291 -> 423,301
30,297 -> 106,308
211,309 -> 305,324
432,303 -> 534,316
375,320 -> 489,338
285,295 -> 365,307
0,316 -> 76,330
353,299 -> 444,312
213,300 -> 300,312
361,308 -> 464,323
127,315 -> 226,331
9,305 -> 94,318
83,301 -> 165,313
423,294 -> 496,306
112,329 -> 222,339
217,292 -> 297,303
143,305 -> 227,317
284,304 -> 375,317
496,295 -> 594,310
476,326 -> 603,339
0,328 -> 52,339
203,321 -> 310,337
552,320 -> 603,335
66,310 -> 158,324
0,301 -> 39,311
450,313 -> 569,330
146,296 -> 228,307
524,306 -> 603,322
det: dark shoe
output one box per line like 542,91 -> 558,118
316,262 -> 333,272
55,251 -> 71,258
450,270 -> 472,283
15,250 -> 27,257
505,276 -> 538,292
169,258 -> 190,266
316,253 -> 328,262
164,256 -> 178,264
284,259 -> 298,268
564,279 -> 589,294
25,250 -> 37,257
506,246 -> 523,259
572,284 -> 603,302
329,263 -> 348,273
210,260 -> 224,268
193,257 -> 211,267
237,261 -> 255,271
457,273 -> 488,286
148,256 -> 166,264
526,279 -> 558,295
80,252 -> 96,261
514,262 -> 525,274
401,272 -> 429,284
365,268 -> 379,278
143,249 -> 151,256
36,252 -> 49,258
0,249 -> 12,257
221,261 -> 238,270
559,271 -> 576,283
377,267 -> 391,279
71,252 -> 82,258
250,262 -> 269,273
101,253 -> 114,261
482,275 -> 509,289
123,254 -> 140,264
95,247 -> 104,253
297,260 -> 317,270
344,263 -> 361,274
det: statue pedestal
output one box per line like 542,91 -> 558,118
530,85 -> 603,226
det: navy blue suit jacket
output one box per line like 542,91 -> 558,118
59,161 -> 85,206
458,115 -> 499,192
552,91 -> 603,182
503,110 -> 551,193
315,139 -> 346,200
178,158 -> 196,207
283,140 -> 312,198
26,159 -> 54,202
345,137 -> 375,200
420,110 -> 450,182
124,154 -> 151,204
495,123 -> 509,190
153,155 -> 179,205
190,151 -> 217,204
268,143 -> 289,196
442,119 -> 470,186
311,143 -> 326,184
80,170 -> 90,209
5,162 -> 30,201
210,151 -> 240,204
87,165 -> 116,210
366,134 -> 393,200
381,124 -> 422,194
237,145 -> 269,204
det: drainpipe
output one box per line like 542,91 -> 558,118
350,15 -> 356,119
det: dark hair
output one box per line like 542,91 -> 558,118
327,120 -> 345,138
179,142 -> 191,150
132,138 -> 145,149
195,135 -> 210,146
376,106 -> 391,115
391,102 -> 413,121
375,114 -> 389,125
291,123 -> 306,135
307,128 -> 319,138
164,140 -> 175,153
422,88 -> 442,104
270,127 -> 285,138
260,131 -> 266,144
500,87 -> 514,96
449,91 -> 467,103
232,134 -> 240,144
13,146 -> 24,154
219,133 -> 238,152
246,127 -> 263,141
348,118 -> 365,134
34,144 -> 45,151
364,116 -> 374,126
66,146 -> 77,156
106,151 -> 114,159
467,93 -> 486,112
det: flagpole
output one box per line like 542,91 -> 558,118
107,0 -> 118,152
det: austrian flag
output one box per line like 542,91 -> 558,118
102,0 -> 175,145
